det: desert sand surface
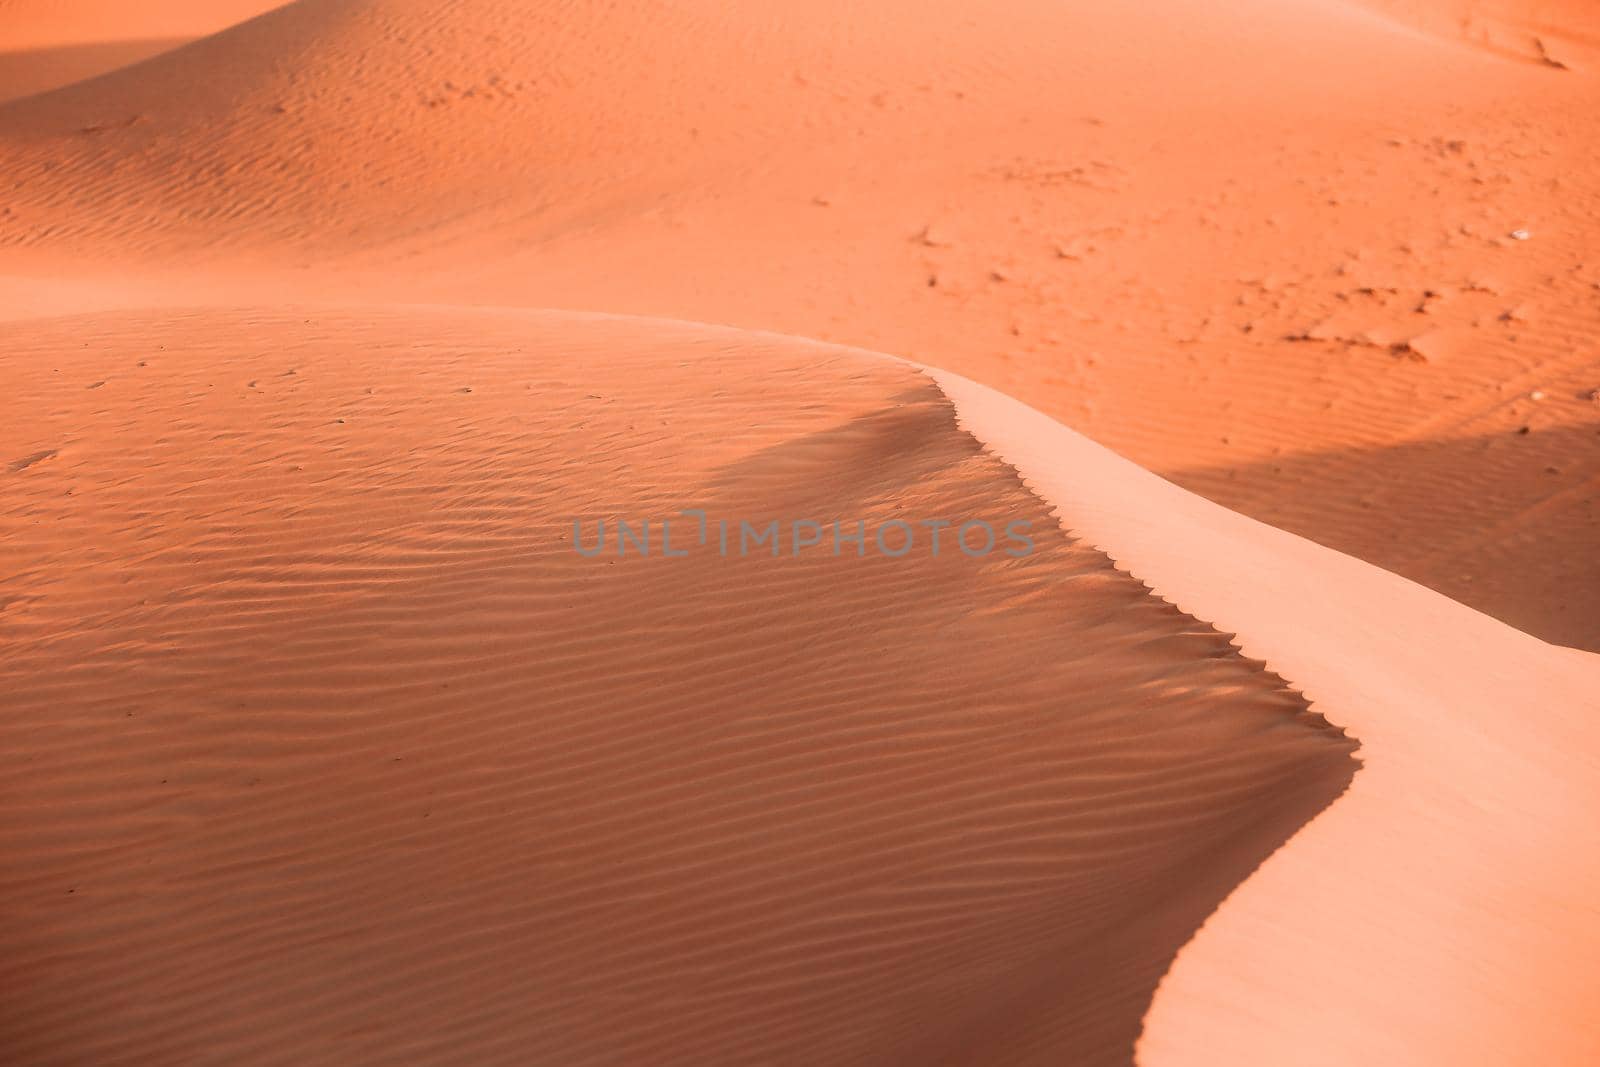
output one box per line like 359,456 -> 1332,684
2,0 -> 1598,646
3,308 -> 1363,1065
936,366 -> 1600,1065
0,1 -> 286,103
1,0 -> 1597,1063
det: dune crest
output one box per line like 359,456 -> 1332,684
929,365 -> 1600,1065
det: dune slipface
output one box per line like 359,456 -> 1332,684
0,308 -> 1356,1066
930,365 -> 1600,1067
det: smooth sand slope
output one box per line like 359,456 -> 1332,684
0,308 -> 1359,1066
0,1 -> 287,103
1354,0 -> 1600,67
1,0 -> 1597,645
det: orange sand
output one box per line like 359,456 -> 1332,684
2,0 -> 1597,1063
3,0 -> 1596,647
0,1 -> 286,102
2,309 -> 1365,1065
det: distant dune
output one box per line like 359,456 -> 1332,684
2,0 -> 1595,647
1351,0 -> 1600,68
0,40 -> 186,105
2,0 -> 1598,1063
0,1 -> 286,101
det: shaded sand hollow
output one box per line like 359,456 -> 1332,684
1,308 -> 1361,1065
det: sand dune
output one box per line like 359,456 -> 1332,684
0,1 -> 286,102
1353,0 -> 1600,68
5,305 -> 1594,1062
2,0 -> 1598,1062
0,0 -> 285,47
0,40 -> 187,105
1,308 -> 1360,1065
2,0 -> 1595,646
934,365 -> 1600,1066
